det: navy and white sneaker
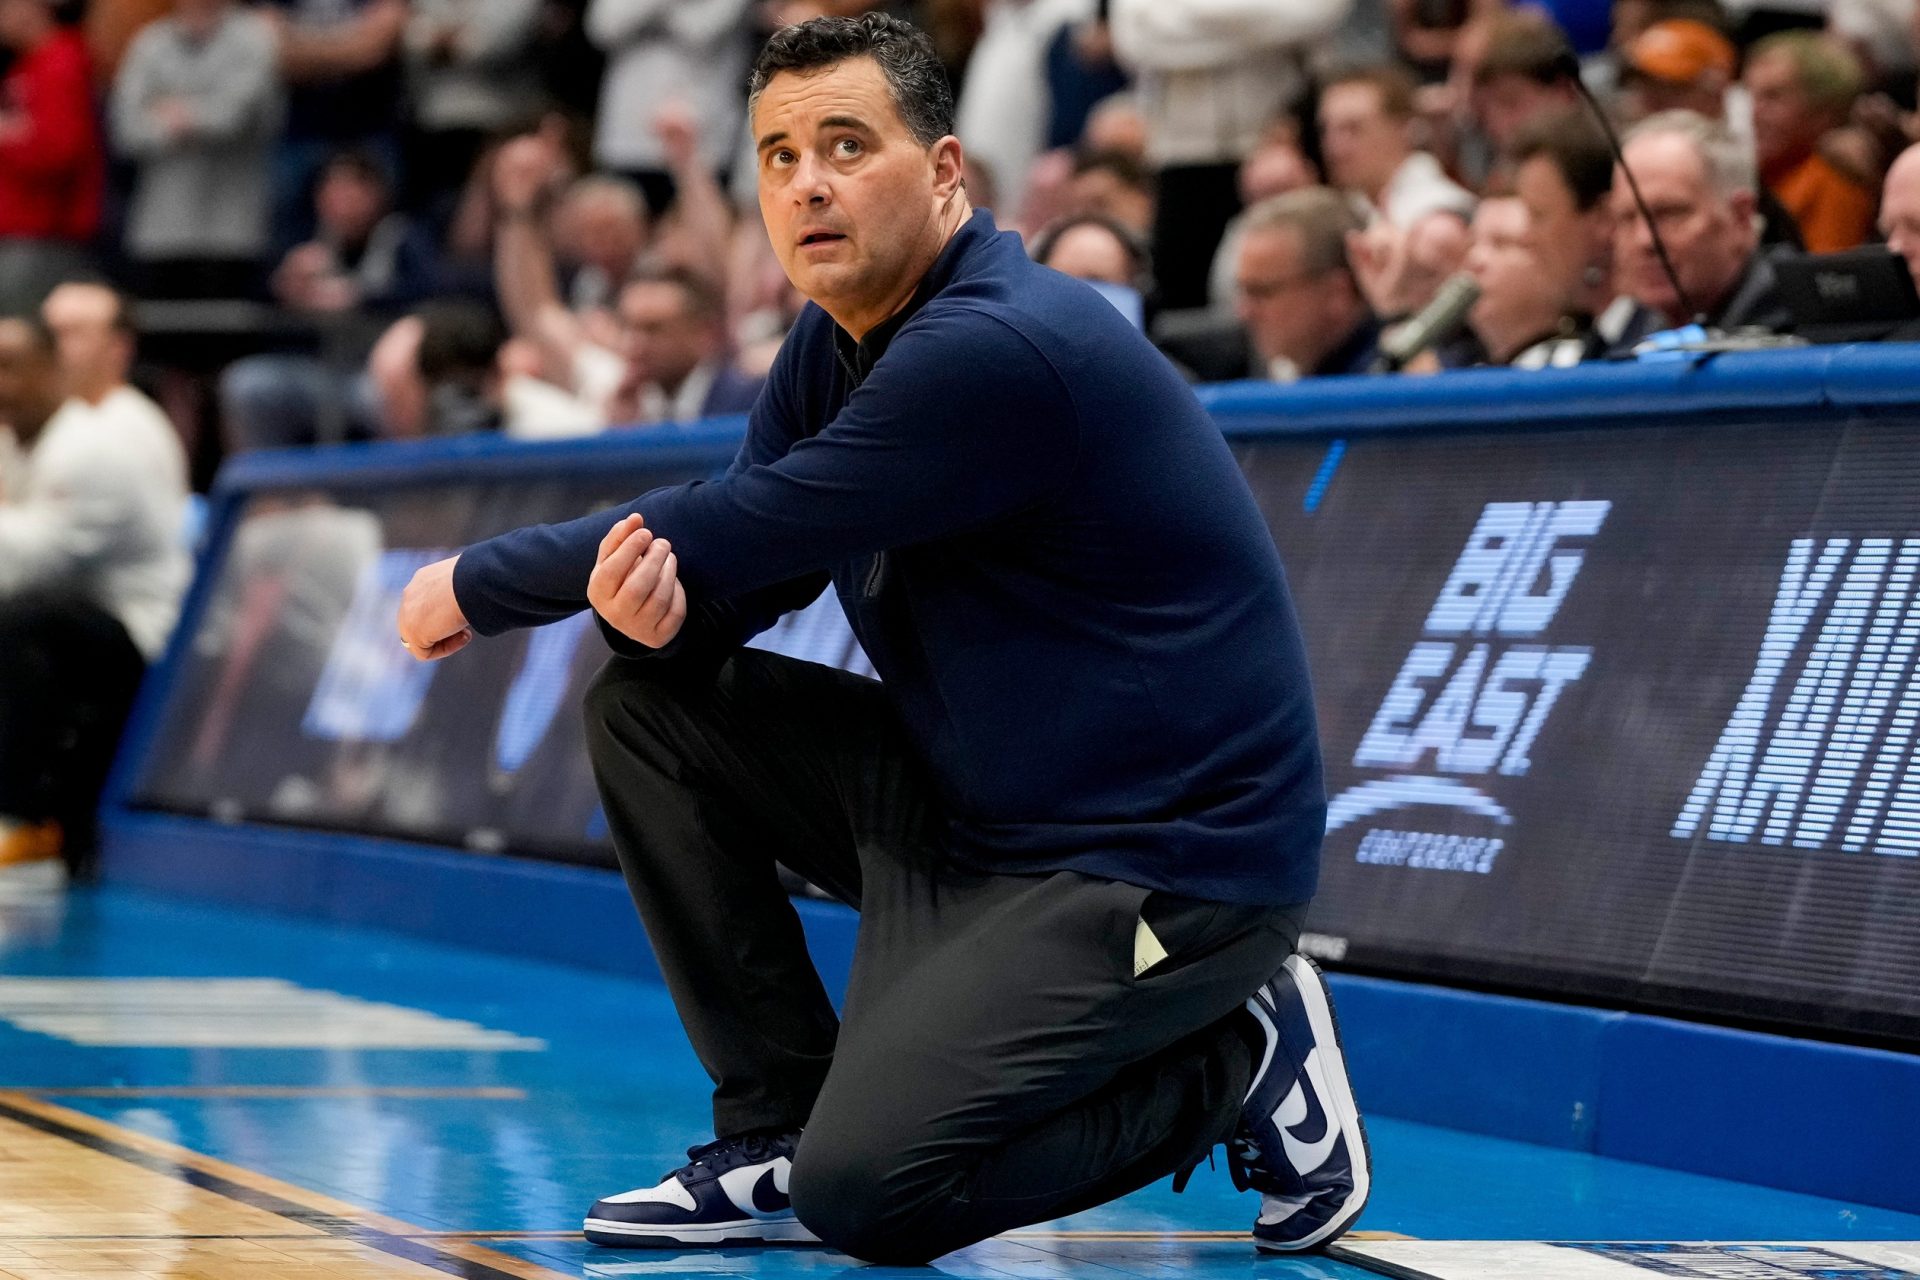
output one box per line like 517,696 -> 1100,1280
1232,954 -> 1371,1252
583,1130 -> 817,1248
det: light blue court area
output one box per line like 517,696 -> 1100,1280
2,881 -> 1918,1280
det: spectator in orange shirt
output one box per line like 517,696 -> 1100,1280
1745,31 -> 1874,253
0,0 -> 104,312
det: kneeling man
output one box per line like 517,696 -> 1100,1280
399,14 -> 1368,1262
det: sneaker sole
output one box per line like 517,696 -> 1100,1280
1254,955 -> 1373,1254
582,1216 -> 820,1248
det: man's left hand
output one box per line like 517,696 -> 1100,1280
589,514 -> 687,649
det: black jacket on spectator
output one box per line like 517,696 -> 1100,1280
1607,250 -> 1794,355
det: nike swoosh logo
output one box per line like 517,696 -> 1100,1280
716,1161 -> 793,1219
751,1166 -> 791,1214
1278,1048 -> 1338,1176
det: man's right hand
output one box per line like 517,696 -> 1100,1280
589,514 -> 687,650
398,555 -> 473,661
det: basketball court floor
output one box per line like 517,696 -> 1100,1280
3,872 -> 1917,1280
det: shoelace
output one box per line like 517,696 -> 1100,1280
1225,1135 -> 1262,1193
1170,1148 -> 1215,1195
670,1131 -> 797,1185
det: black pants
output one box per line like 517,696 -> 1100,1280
0,592 -> 147,875
584,648 -> 1304,1263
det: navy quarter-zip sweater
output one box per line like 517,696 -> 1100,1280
454,210 -> 1325,905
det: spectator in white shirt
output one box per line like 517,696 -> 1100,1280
0,305 -> 189,876
31,283 -> 190,658
586,0 -> 756,215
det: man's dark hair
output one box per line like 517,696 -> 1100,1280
1321,64 -> 1419,121
1508,109 -> 1614,211
1029,212 -> 1154,292
1072,148 -> 1156,196
1473,9 -> 1573,88
415,301 -> 505,385
321,148 -> 391,192
749,14 -> 955,147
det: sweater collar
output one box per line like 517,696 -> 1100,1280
832,208 -> 999,385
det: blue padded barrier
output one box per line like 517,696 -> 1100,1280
102,812 -> 656,979
1326,974 -> 1615,1153
1595,1015 -> 1920,1214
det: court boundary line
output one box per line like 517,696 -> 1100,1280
3,1084 -> 527,1099
0,1091 -> 573,1280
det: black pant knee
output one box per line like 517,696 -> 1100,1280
789,1142 -> 946,1265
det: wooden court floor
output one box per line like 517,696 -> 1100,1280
0,1091 -> 572,1280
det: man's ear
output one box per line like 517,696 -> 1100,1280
932,135 -> 966,202
1727,186 -> 1758,235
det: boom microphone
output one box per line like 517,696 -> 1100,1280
1372,273 -> 1481,372
1549,45 -> 1701,325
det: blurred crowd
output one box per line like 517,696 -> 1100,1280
3,0 -> 1920,465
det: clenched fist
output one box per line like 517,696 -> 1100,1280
590,514 -> 687,649
397,555 -> 472,661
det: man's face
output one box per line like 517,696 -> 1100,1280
1239,143 -> 1314,206
1466,196 -> 1561,337
1609,132 -> 1754,320
1745,50 -> 1823,172
315,168 -> 388,243
555,192 -> 647,277
1515,154 -> 1607,308
1041,223 -> 1133,286
1318,83 -> 1407,199
754,56 -> 962,324
1472,74 -> 1566,150
0,319 -> 59,434
1879,150 -> 1920,288
1235,225 -> 1343,369
1066,168 -> 1152,233
42,283 -> 126,398
619,280 -> 714,392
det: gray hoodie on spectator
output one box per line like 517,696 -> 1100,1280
111,9 -> 282,262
